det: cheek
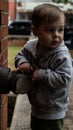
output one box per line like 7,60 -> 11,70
43,37 -> 50,43
61,35 -> 64,40
59,33 -> 64,40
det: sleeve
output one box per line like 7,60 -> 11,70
37,52 -> 73,88
15,45 -> 33,68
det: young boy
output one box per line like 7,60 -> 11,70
14,3 -> 73,130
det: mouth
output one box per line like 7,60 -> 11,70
52,41 -> 59,46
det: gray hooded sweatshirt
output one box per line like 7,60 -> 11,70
15,39 -> 73,120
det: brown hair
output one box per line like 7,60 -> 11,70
32,3 -> 65,27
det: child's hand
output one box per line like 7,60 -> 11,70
32,69 -> 39,82
18,63 -> 33,74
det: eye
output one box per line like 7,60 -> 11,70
58,28 -> 64,33
46,28 -> 54,33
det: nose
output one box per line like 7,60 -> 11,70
53,30 -> 59,38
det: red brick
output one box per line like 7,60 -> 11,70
0,26 -> 8,39
1,49 -> 8,65
0,95 -> 8,130
1,12 -> 8,25
8,39 -> 26,46
0,0 -> 8,11
1,94 -> 8,105
0,38 -> 8,52
0,1 -> 8,129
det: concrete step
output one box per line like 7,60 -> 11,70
10,94 -> 31,130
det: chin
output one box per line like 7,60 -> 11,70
49,46 -> 57,50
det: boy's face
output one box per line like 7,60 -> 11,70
33,14 -> 64,50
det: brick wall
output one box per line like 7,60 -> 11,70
0,0 -> 8,130
9,0 -> 16,21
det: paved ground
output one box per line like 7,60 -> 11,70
10,83 -> 73,130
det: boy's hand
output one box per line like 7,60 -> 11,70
18,63 -> 33,74
32,69 -> 39,82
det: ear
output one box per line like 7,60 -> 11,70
32,26 -> 38,36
